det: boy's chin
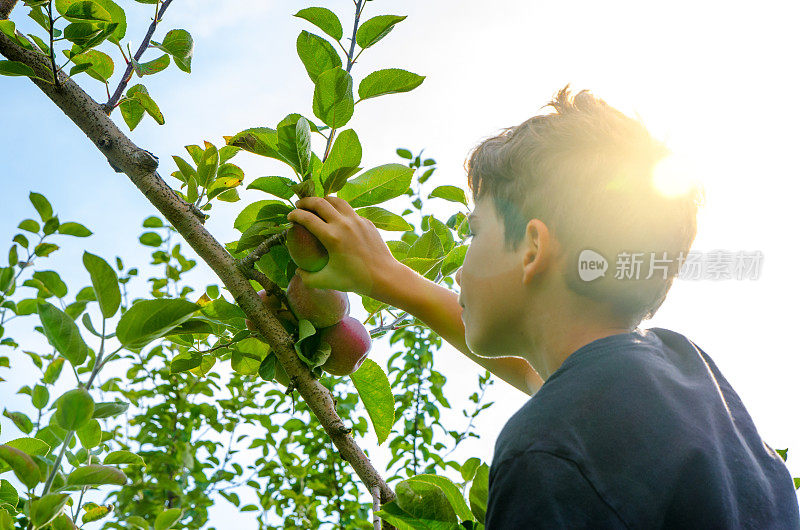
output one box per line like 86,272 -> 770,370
466,333 -> 506,359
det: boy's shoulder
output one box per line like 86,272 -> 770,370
493,327 -> 674,466
487,328 -> 800,529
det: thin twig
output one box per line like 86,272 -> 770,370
46,1 -> 58,87
323,0 -> 364,161
239,265 -> 289,309
238,232 -> 286,270
103,0 -> 174,113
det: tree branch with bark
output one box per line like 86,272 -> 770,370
0,6 -> 395,507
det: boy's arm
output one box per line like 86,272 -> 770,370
372,261 -> 543,395
286,196 -> 543,396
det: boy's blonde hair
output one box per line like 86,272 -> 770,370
465,85 -> 704,328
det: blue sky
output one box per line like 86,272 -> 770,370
2,0 -> 800,524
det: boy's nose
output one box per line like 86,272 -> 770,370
455,267 -> 462,287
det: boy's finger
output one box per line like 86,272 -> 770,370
325,196 -> 358,217
287,208 -> 334,244
294,196 -> 343,223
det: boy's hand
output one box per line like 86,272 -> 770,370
286,196 -> 399,299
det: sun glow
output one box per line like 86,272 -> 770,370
651,153 -> 703,198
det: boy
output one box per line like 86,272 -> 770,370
286,86 -> 800,527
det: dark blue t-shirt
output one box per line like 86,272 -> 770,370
485,327 -> 800,529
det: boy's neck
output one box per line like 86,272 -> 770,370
527,321 -> 633,380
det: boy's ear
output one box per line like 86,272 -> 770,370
522,218 -> 556,285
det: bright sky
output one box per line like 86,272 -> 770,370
2,0 -> 799,524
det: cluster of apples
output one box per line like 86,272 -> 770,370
246,222 -> 372,379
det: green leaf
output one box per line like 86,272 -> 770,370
103,450 -> 145,466
429,185 -> 468,207
120,84 -> 163,130
396,148 -> 413,159
0,20 -> 17,41
32,384 -> 49,409
0,60 -> 39,79
429,216 -> 455,253
408,229 -> 445,259
57,221 -> 93,237
37,301 -> 88,366
29,192 -> 53,221
0,479 -> 17,509
61,1 -> 111,22
63,21 -> 118,49
0,507 -> 15,530
337,164 -> 413,207
402,256 -> 441,279
356,206 -> 413,231
469,463 -> 489,523
42,357 -> 65,385
134,53 -> 169,76
138,231 -> 162,247
170,352 -> 201,374
55,388 -> 94,430
225,127 -> 302,174
296,30 -> 341,83
407,475 -> 474,522
142,216 -> 163,228
231,337 -> 270,376
358,68 -> 425,102
82,504 -> 112,524
18,219 -> 40,233
294,7 -> 343,40
93,0 -> 126,43
92,401 -> 128,419
154,508 -> 182,530
30,493 -> 69,528
293,319 -> 330,369
247,176 -> 296,199
116,299 -> 199,348
3,410 -> 33,434
377,502 -> 456,529
0,445 -> 40,489
67,464 -> 127,486
152,29 -> 193,72
296,117 -> 312,176
67,48 -> 113,82
76,418 -> 101,448
4,437 -> 50,457
350,359 -> 394,445
196,143 -> 219,188
34,242 -> 59,257
321,129 -> 361,194
312,67 -> 354,128
119,94 -> 144,130
32,270 -> 68,298
441,245 -> 467,277
82,252 -> 120,318
355,14 -> 406,49
233,199 -> 284,232
396,479 -> 458,523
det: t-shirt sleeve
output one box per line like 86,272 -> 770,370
485,451 -> 628,529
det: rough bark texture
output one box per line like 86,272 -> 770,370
0,9 -> 395,505
0,0 -> 15,20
